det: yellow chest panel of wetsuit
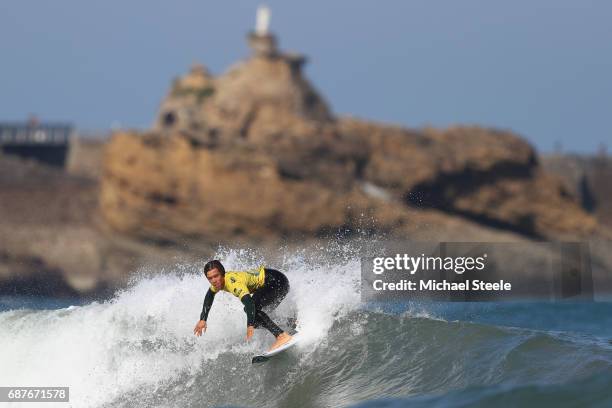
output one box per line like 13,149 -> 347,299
211,265 -> 266,299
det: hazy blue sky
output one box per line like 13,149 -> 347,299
1,1 -> 610,153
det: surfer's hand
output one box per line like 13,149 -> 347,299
194,320 -> 207,336
246,325 -> 254,340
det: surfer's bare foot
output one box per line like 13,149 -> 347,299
268,332 -> 292,351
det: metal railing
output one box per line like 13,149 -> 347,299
0,125 -> 72,146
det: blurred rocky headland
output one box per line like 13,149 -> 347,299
2,28 -> 611,298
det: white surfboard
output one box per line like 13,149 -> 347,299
252,334 -> 300,364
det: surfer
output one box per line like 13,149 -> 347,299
193,260 -> 294,351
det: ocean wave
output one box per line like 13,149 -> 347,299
1,247 -> 611,408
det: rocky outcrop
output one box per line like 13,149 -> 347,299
154,51 -> 332,149
542,154 -> 612,228
0,156 -> 104,296
341,120 -> 597,238
101,120 -> 597,241
100,131 -> 376,242
66,136 -> 106,180
0,251 -> 80,297
99,30 -> 601,243
101,123 -> 598,243
0,155 -> 210,297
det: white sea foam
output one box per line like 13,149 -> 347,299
0,246 -> 363,407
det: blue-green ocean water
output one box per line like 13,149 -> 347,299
1,270 -> 611,407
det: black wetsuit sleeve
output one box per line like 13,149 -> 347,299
199,288 -> 216,321
241,295 -> 256,326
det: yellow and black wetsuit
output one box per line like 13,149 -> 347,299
199,266 -> 290,337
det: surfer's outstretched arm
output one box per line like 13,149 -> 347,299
194,289 -> 216,336
241,294 -> 256,340
200,288 -> 216,321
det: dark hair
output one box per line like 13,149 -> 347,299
204,260 -> 225,276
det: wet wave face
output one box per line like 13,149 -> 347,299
1,246 -> 612,408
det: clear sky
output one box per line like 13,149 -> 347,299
1,1 -> 610,153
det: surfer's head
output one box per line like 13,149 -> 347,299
204,260 -> 225,291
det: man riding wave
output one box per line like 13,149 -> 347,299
193,260 -> 294,351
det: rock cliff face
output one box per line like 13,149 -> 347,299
154,51 -> 332,147
341,121 -> 597,238
100,32 -> 599,243
101,130 -> 406,242
542,154 -> 612,229
0,155 -> 211,297
0,156 -> 104,296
